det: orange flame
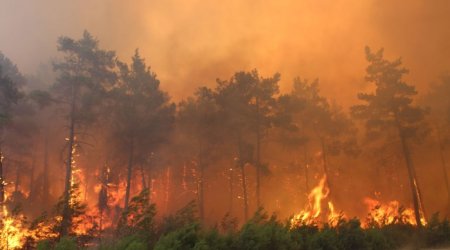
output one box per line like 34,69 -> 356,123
291,175 -> 342,227
363,197 -> 426,227
0,205 -> 26,250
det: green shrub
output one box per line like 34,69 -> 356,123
95,204 -> 450,250
424,213 -> 450,247
336,219 -> 367,250
379,224 -> 415,248
54,237 -> 77,250
117,189 -> 156,237
36,240 -> 52,250
154,223 -> 201,250
365,228 -> 392,250
159,200 -> 198,236
232,209 -> 298,250
193,229 -> 230,250
125,241 -> 147,250
308,227 -> 339,250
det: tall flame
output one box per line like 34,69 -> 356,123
291,175 -> 342,227
0,205 -> 26,250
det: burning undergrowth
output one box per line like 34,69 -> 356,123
0,173 -> 437,249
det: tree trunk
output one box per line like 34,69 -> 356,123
147,171 -> 153,202
198,161 -> 205,222
84,176 -> 89,202
14,164 -> 20,193
42,134 -> 49,205
98,165 -> 109,236
399,131 -> 425,227
0,146 -> 4,204
320,137 -> 332,193
240,161 -> 248,221
255,93 -> 261,208
164,167 -> 171,213
228,164 -> 234,214
436,126 -> 450,216
238,134 -> 249,221
124,138 -> 134,210
303,146 -> 309,192
29,152 -> 36,201
60,88 -> 76,237
140,163 -> 147,191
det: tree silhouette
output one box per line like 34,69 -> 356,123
278,78 -> 358,197
110,50 -> 174,211
215,70 -> 280,219
351,47 -> 428,226
423,75 -> 450,216
177,87 -> 222,221
52,31 -> 116,236
0,64 -> 22,204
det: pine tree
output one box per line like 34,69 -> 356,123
351,47 -> 428,226
109,50 -> 174,211
53,31 -> 116,236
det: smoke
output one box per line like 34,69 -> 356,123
1,0 -> 449,103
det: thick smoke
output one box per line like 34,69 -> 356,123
1,0 -> 449,103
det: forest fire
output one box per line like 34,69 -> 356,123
0,2 -> 450,248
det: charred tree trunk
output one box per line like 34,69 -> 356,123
98,165 -> 109,235
29,153 -> 36,201
240,161 -> 248,221
84,176 -> 89,202
164,167 -> 171,213
42,135 -> 49,205
0,147 -> 4,205
140,163 -> 147,191
228,165 -> 234,214
237,134 -> 249,221
255,93 -> 261,208
60,87 -> 76,237
303,145 -> 309,192
320,137 -> 332,193
398,127 -> 425,227
147,171 -> 153,202
198,160 -> 205,222
124,138 -> 134,210
14,164 -> 20,193
436,126 -> 450,216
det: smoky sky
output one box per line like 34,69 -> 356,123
1,0 -> 449,104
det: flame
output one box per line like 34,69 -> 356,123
0,205 -> 26,250
363,197 -> 427,227
0,203 -> 59,249
291,175 -> 343,227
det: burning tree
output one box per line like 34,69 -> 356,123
52,31 -> 117,236
351,47 -> 429,226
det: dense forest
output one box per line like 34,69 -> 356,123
0,31 -> 449,249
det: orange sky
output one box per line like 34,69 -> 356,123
1,0 -> 449,105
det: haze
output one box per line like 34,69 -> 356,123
1,0 -> 449,103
